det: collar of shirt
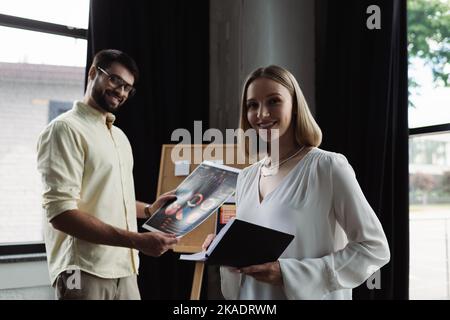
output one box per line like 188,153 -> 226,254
73,101 -> 116,129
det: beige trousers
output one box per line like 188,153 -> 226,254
55,270 -> 141,300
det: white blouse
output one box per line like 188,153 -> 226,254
220,148 -> 390,300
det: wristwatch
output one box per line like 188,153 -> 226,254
144,204 -> 152,218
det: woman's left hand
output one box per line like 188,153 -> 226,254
239,261 -> 283,286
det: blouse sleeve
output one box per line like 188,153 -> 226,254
220,267 -> 242,300
278,153 -> 390,299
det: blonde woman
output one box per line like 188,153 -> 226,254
203,65 -> 390,300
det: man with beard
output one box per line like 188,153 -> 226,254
36,49 -> 178,300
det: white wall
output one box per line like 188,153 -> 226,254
210,0 -> 316,133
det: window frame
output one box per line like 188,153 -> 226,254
0,11 -> 88,257
408,123 -> 450,299
0,242 -> 46,256
409,123 -> 450,136
0,13 -> 87,39
409,122 -> 450,301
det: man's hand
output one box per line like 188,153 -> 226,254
239,261 -> 283,286
134,232 -> 178,257
147,190 -> 177,216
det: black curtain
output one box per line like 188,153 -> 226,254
86,0 -> 209,299
315,0 -> 409,299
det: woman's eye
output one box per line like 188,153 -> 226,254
268,98 -> 280,105
247,102 -> 258,109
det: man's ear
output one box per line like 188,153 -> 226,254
88,66 -> 97,80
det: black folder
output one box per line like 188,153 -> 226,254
180,218 -> 294,268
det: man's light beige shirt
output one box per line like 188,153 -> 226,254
37,101 -> 139,285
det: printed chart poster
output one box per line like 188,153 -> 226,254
142,161 -> 240,237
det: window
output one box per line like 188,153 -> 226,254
0,0 -> 89,29
408,0 -> 450,299
0,1 -> 89,249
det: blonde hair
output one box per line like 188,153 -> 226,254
239,65 -> 322,155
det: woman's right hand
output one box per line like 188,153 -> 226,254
202,233 -> 215,251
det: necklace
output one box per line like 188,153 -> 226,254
261,145 -> 306,177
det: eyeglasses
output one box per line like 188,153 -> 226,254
96,66 -> 136,97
